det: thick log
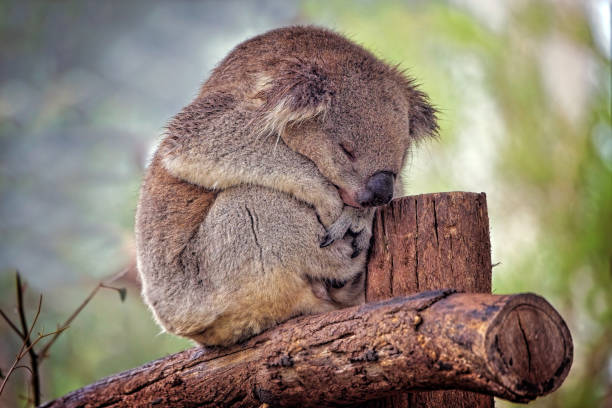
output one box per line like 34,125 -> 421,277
41,290 -> 572,408
364,192 -> 493,407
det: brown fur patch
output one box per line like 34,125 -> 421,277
137,141 -> 217,264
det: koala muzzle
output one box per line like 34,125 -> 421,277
358,171 -> 394,207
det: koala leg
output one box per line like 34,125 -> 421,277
185,185 -> 368,346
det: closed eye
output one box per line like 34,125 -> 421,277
339,143 -> 355,161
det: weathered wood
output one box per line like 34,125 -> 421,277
364,192 -> 493,407
40,290 -> 572,408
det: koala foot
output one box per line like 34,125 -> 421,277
319,210 -> 352,248
323,277 -> 346,289
320,207 -> 373,257
350,228 -> 372,258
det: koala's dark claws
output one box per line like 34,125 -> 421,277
320,234 -> 334,248
325,278 -> 346,289
350,248 -> 361,258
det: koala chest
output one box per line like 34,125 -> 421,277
136,153 -> 218,264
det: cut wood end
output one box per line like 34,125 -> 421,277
485,293 -> 573,400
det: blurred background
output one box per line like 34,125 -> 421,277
0,0 -> 610,406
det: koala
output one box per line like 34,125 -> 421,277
135,26 -> 437,346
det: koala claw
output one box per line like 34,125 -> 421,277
351,227 -> 372,258
319,209 -> 353,247
324,277 -> 346,289
320,233 -> 334,248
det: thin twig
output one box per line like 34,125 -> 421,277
13,366 -> 33,377
38,281 -> 125,361
0,293 -> 43,398
1,274 -> 126,405
15,273 -> 41,406
0,328 -> 65,397
100,283 -> 126,299
38,283 -> 101,361
22,329 -> 66,363
0,309 -> 25,340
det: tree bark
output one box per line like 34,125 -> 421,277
363,192 -> 493,407
40,290 -> 572,408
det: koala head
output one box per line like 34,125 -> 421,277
247,28 -> 438,208
257,61 -> 436,208
213,26 -> 438,208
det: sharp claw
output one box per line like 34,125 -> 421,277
325,278 -> 346,289
351,248 -> 362,258
320,234 -> 334,248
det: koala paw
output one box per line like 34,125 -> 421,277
313,184 -> 344,229
350,228 -> 372,258
320,207 -> 374,257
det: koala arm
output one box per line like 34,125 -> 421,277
160,107 -> 343,227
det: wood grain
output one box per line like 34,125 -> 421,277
364,192 -> 493,407
40,291 -> 572,407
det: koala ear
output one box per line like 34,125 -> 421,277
405,82 -> 439,140
253,58 -> 335,136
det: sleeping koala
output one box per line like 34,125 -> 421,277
135,26 -> 437,346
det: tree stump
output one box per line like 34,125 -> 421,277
363,192 -> 493,407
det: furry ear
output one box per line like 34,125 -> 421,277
252,58 -> 336,136
405,81 -> 439,140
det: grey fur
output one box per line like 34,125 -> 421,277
135,26 -> 437,346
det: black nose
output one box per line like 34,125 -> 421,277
359,171 -> 395,207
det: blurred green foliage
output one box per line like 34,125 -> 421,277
1,0 -> 610,407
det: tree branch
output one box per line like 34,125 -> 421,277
38,283 -> 101,361
1,272 -> 126,406
0,293 -> 43,399
0,309 -> 25,340
15,274 -> 41,407
41,290 -> 573,408
38,282 -> 125,361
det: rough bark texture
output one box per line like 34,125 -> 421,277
363,192 -> 493,407
41,291 -> 572,408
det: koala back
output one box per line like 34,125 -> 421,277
135,142 -> 218,332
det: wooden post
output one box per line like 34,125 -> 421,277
363,192 -> 494,407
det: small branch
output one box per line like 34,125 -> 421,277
13,366 -> 34,377
0,328 -> 66,397
0,292 -> 43,399
15,273 -> 41,407
1,274 -> 125,406
39,282 -> 125,361
100,284 -> 127,302
0,309 -> 26,340
38,283 -> 101,361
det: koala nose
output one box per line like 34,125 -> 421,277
358,171 -> 395,207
